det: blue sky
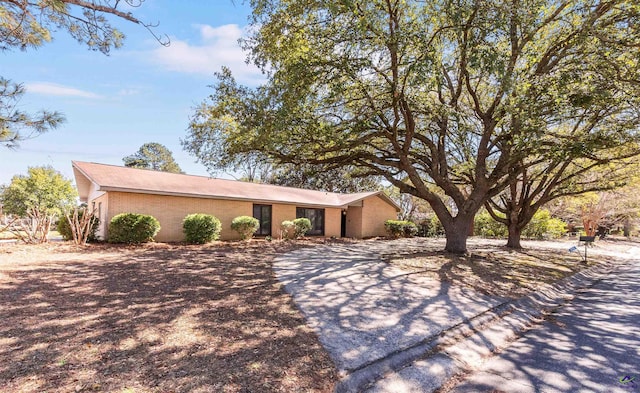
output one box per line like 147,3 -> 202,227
1,0 -> 262,185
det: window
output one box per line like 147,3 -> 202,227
253,204 -> 272,236
296,207 -> 325,236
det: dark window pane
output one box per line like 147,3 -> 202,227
253,204 -> 272,236
296,207 -> 324,236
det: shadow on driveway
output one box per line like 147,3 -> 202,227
274,238 -> 509,373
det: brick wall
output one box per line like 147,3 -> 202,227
361,195 -> 399,238
106,192 -> 252,242
91,193 -> 109,240
101,192 -> 350,242
324,208 -> 342,238
271,204 -> 296,238
345,206 -> 363,238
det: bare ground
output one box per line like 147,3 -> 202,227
385,239 -> 623,299
0,240 -> 339,393
1,237 -> 634,392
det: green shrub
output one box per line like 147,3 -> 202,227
108,213 -> 160,243
57,209 -> 100,242
231,215 -> 260,240
522,209 -> 567,239
419,216 -> 444,237
280,220 -> 295,239
183,213 -> 221,244
293,217 -> 312,238
384,220 -> 418,238
473,209 -> 567,239
474,211 -> 508,238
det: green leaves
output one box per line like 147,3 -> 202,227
0,78 -> 65,149
0,0 -> 158,54
188,0 -> 640,253
123,142 -> 184,173
1,166 -> 77,217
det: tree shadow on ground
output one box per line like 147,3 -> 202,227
274,239 -> 509,374
386,247 -> 612,299
0,241 -> 337,393
443,261 -> 640,393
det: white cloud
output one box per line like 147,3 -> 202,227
149,24 -> 265,85
118,88 -> 141,96
25,82 -> 103,99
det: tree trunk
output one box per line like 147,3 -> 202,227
443,216 -> 474,254
623,217 -> 631,237
506,221 -> 522,249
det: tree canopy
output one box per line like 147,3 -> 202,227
123,142 -> 184,173
183,71 -> 382,192
1,166 -> 77,217
0,0 -> 166,53
1,78 -> 65,149
1,0 -> 166,150
186,0 -> 640,253
1,166 -> 77,243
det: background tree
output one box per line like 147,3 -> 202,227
552,178 -> 640,238
1,0 -> 166,149
0,166 -> 77,243
264,164 -> 381,193
187,1 -> 640,253
486,158 -> 638,248
384,185 -> 433,222
123,142 -> 184,173
609,180 -> 640,237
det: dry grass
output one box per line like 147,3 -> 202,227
386,243 -> 613,299
1,237 -> 624,392
0,240 -> 338,393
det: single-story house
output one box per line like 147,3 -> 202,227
72,161 -> 400,242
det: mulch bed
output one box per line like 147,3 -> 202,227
0,240 -> 339,393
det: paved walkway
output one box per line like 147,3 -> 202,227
274,238 -> 636,392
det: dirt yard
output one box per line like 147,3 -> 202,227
385,238 -> 624,299
1,237 -> 633,393
0,241 -> 338,393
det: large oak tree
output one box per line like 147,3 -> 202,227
186,0 -> 640,253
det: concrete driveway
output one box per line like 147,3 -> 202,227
274,238 -> 637,392
448,256 -> 640,393
274,239 -> 508,379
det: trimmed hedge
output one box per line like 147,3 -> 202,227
183,213 -> 221,244
108,213 -> 160,243
384,220 -> 418,238
280,220 -> 295,239
57,209 -> 100,242
292,218 -> 312,238
231,215 -> 260,240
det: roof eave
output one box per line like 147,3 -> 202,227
100,186 -> 347,209
338,191 -> 402,212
